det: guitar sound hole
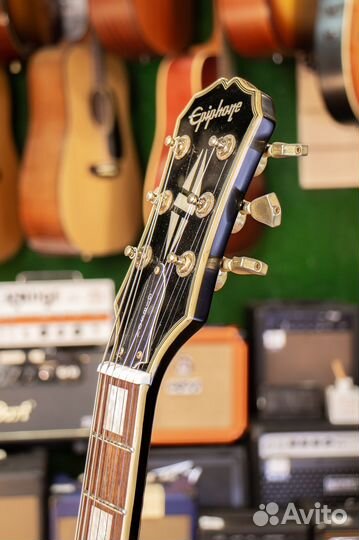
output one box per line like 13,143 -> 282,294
90,91 -> 123,178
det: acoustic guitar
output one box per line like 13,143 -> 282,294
74,77 -> 307,540
0,67 -> 22,262
20,38 -> 142,257
217,0 -> 317,57
89,0 -> 193,57
315,0 -> 359,123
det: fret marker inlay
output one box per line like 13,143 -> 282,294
104,384 -> 128,436
88,506 -> 112,540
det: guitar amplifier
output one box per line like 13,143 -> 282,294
314,504 -> 359,540
249,302 -> 359,418
0,448 -> 46,540
0,276 -> 115,442
252,423 -> 359,506
152,326 -> 248,444
198,511 -> 310,540
50,475 -> 197,540
148,445 -> 249,509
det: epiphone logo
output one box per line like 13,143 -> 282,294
0,399 -> 36,423
189,99 -> 243,132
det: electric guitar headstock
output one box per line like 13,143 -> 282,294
114,77 -> 308,380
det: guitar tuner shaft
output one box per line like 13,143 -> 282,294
167,251 -> 196,278
208,134 -> 236,160
165,134 -> 191,159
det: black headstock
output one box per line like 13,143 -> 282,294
114,77 -> 277,379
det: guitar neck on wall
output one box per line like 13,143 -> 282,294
75,77 -> 308,540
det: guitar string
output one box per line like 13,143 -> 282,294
101,146 -> 201,529
85,136 -> 224,536
83,147 -> 177,537
152,158 -> 229,345
104,146 -> 218,524
81,142 -> 230,538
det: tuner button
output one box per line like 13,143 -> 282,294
221,256 -> 268,276
241,192 -> 281,228
266,142 -> 309,159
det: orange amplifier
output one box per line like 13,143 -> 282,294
152,326 -> 248,445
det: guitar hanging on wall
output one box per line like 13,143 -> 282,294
20,36 -> 142,257
75,77 -> 307,540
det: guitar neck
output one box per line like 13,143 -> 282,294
75,361 -> 153,540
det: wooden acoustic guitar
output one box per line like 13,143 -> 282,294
74,77 -> 307,540
89,0 -> 193,57
0,66 -> 22,262
217,0 -> 317,57
315,0 -> 359,123
20,37 -> 142,257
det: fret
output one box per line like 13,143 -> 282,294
84,425 -> 132,510
83,491 -> 126,515
77,496 -> 124,540
92,432 -> 134,454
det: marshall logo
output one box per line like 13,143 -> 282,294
0,399 -> 36,423
189,99 -> 243,132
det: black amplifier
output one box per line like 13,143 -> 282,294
198,510 -> 310,540
252,423 -> 359,506
249,302 -> 359,418
0,347 -> 102,442
0,276 -> 114,443
148,445 -> 249,509
314,504 -> 359,540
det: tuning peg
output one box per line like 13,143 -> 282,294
214,256 -> 268,291
254,141 -> 308,176
232,192 -> 281,233
222,256 -> 268,276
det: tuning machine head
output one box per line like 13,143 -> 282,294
210,256 -> 269,291
232,192 -> 282,234
254,141 -> 308,176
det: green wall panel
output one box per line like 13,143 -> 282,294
1,1 -> 358,331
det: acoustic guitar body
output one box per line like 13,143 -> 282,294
0,67 -> 22,261
20,46 -> 74,254
60,43 -> 142,257
270,0 -> 318,51
20,42 -> 142,256
89,0 -> 193,57
315,0 -> 358,123
217,0 -> 282,57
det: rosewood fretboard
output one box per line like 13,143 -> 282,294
75,363 -> 151,540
